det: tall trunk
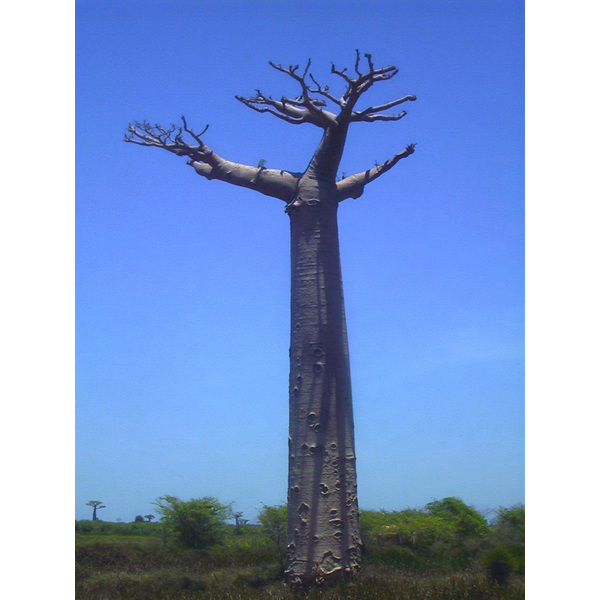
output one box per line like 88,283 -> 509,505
285,160 -> 361,584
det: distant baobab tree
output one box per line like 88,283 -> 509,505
86,500 -> 106,521
145,514 -> 155,522
125,50 -> 417,586
232,511 -> 248,527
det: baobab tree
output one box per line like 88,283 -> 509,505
86,500 -> 106,521
125,51 -> 416,586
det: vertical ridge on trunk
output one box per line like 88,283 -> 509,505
286,196 -> 361,585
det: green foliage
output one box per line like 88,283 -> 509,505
257,504 -> 287,570
76,519 -> 159,536
481,546 -> 516,585
425,497 -> 489,539
360,508 -> 454,553
493,505 -> 525,542
360,499 -> 491,572
488,505 -> 525,575
153,495 -> 232,549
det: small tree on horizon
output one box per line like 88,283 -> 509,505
86,500 -> 106,521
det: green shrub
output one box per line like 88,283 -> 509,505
153,495 -> 232,549
360,508 -> 455,552
481,546 -> 516,585
492,505 -> 524,544
257,504 -> 287,570
489,505 -> 525,575
425,497 -> 489,539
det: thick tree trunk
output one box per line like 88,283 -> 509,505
285,169 -> 361,585
127,51 -> 417,589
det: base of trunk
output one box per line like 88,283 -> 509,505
285,558 -> 360,589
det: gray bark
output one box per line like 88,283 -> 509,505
125,51 -> 416,587
286,184 -> 361,583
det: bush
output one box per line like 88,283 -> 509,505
134,515 -> 145,523
257,504 -> 287,570
425,497 -> 488,539
360,508 -> 455,552
493,505 -> 524,543
153,495 -> 232,549
481,546 -> 516,585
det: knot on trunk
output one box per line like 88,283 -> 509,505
284,196 -> 321,214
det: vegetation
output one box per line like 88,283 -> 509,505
257,503 -> 287,572
76,497 -> 524,599
153,495 -> 232,550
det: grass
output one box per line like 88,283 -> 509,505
76,517 -> 524,600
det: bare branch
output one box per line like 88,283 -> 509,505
350,110 -> 408,123
236,53 -> 414,131
280,94 -> 327,108
328,52 -> 408,122
307,74 -> 344,108
354,95 -> 416,117
336,144 -> 416,201
124,117 -> 215,163
181,116 -> 209,143
267,59 -> 337,127
235,89 -> 329,123
353,49 -> 362,77
235,95 -> 307,125
125,117 -> 299,201
330,62 -> 353,86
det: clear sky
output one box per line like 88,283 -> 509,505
75,0 -> 524,523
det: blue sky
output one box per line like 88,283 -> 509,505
75,0 -> 524,523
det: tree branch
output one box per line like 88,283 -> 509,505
125,117 -> 299,201
336,144 -> 416,201
188,158 -> 300,201
350,94 -> 417,121
332,52 -> 407,122
350,110 -> 409,123
125,118 -> 216,164
235,96 -> 307,125
126,53 -> 416,203
265,59 -> 337,127
307,74 -> 345,108
235,91 -> 325,126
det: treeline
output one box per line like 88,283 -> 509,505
76,496 -> 524,599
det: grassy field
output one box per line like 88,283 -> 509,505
76,500 -> 524,599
